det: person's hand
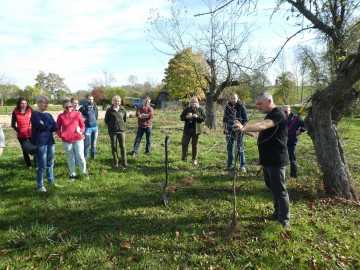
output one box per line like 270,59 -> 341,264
233,120 -> 243,131
40,120 -> 44,125
187,113 -> 193,119
192,114 -> 198,118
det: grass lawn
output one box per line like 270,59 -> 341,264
0,108 -> 359,269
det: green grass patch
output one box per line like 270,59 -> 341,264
0,109 -> 359,269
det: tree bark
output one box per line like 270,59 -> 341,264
305,52 -> 360,200
306,102 -> 357,200
205,93 -> 217,129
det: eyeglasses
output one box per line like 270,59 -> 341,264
65,105 -> 73,109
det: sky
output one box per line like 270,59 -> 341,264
0,0 -> 313,92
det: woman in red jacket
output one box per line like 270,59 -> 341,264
56,99 -> 89,180
11,97 -> 36,169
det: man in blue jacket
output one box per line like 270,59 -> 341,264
79,95 -> 99,160
223,93 -> 248,172
282,105 -> 306,178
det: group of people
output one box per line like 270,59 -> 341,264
3,92 -> 307,228
9,95 -> 96,192
104,96 -> 154,168
7,95 -> 155,192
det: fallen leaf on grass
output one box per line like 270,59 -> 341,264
121,242 -> 131,249
128,256 -> 140,264
183,175 -> 195,186
100,169 -> 107,175
310,258 -> 317,270
175,231 -> 180,238
309,201 -> 316,210
280,230 -> 291,239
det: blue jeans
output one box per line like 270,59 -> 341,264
287,144 -> 297,176
263,166 -> 290,225
84,129 -> 98,160
226,131 -> 245,167
132,127 -> 152,154
36,144 -> 55,188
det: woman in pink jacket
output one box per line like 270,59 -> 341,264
11,97 -> 36,169
56,100 -> 89,180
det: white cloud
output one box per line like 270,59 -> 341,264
0,0 -> 170,91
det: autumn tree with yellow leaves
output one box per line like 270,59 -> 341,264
164,48 -> 206,102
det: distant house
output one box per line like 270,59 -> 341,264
157,88 -> 169,109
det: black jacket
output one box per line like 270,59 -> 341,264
104,106 -> 127,133
180,106 -> 206,134
223,101 -> 248,132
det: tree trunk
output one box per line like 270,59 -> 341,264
205,93 -> 217,129
305,91 -> 358,200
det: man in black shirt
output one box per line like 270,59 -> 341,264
233,92 -> 290,228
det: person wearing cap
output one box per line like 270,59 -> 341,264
282,105 -> 306,178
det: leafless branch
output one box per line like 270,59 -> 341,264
194,0 -> 236,17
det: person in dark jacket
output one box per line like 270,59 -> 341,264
234,92 -> 290,228
79,95 -> 99,160
282,105 -> 306,178
104,96 -> 127,168
11,97 -> 36,169
31,96 -> 58,192
180,97 -> 206,165
223,93 -> 248,172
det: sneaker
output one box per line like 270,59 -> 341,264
131,152 -> 137,157
192,160 -> 198,165
145,152 -> 151,156
37,186 -> 47,192
69,175 -> 76,181
240,166 -> 247,173
279,221 -> 290,228
83,173 -> 90,180
28,166 -> 33,170
181,157 -> 187,161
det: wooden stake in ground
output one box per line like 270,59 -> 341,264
162,135 -> 170,206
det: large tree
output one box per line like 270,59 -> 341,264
148,0 -> 262,128
88,71 -> 116,90
164,48 -> 207,101
273,0 -> 360,200
273,71 -> 297,104
34,71 -> 70,101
